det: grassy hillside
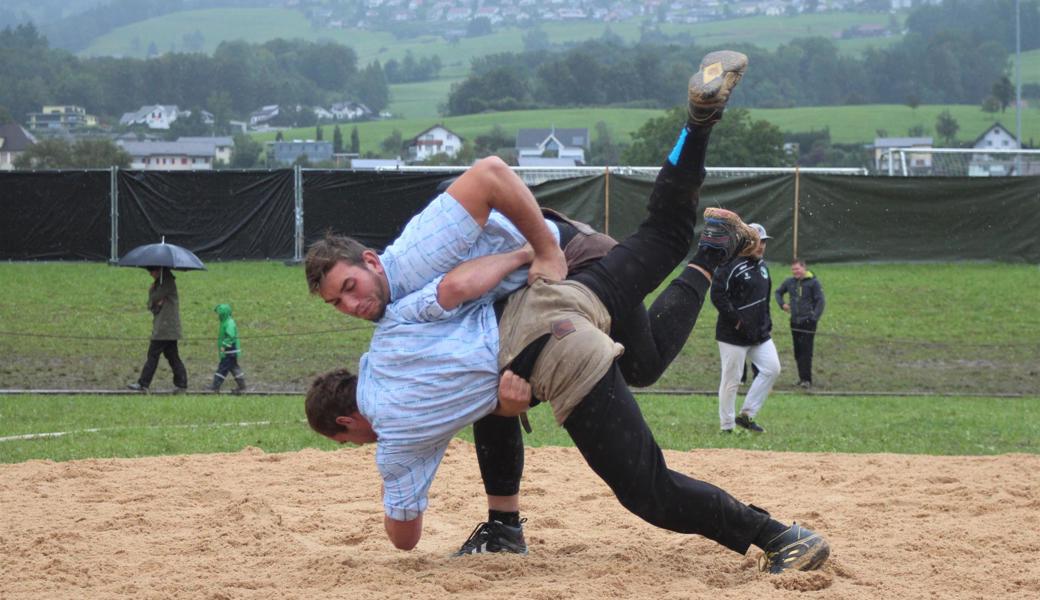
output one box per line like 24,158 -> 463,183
259,102 -> 1040,154
81,8 -> 902,66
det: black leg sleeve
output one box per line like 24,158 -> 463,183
563,365 -> 770,554
473,413 -> 525,497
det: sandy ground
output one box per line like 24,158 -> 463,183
1,441 -> 1038,599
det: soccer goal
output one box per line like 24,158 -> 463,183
879,147 -> 1040,176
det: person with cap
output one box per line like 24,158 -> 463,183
710,223 -> 779,433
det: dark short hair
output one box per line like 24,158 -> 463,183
305,368 -> 359,436
304,232 -> 370,294
792,259 -> 807,267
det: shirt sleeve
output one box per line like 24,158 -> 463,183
381,194 -> 483,301
376,441 -> 450,522
387,277 -> 462,323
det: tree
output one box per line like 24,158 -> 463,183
589,121 -> 622,166
350,126 -> 360,154
275,131 -> 284,142
230,134 -> 262,168
467,17 -> 492,37
981,96 -> 1001,113
379,129 -> 402,157
14,138 -> 131,169
906,93 -> 920,111
355,61 -> 390,113
316,124 -> 324,141
0,105 -> 12,125
206,91 -> 233,135
992,75 -> 1014,112
333,125 -> 343,154
622,107 -> 789,167
935,109 -> 960,145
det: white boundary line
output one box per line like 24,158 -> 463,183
0,420 -> 305,443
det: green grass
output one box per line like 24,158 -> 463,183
1,262 -> 1037,397
262,102 -> 1040,155
748,103 -> 1040,145
1,392 -> 1036,464
80,9 -> 902,61
254,107 -> 665,153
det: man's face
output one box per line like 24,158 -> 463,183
791,262 -> 806,279
318,253 -> 390,321
752,240 -> 767,259
328,413 -> 377,446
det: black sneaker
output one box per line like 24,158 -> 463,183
127,382 -> 148,392
759,523 -> 830,574
451,519 -> 528,557
688,50 -> 748,126
735,413 -> 765,433
700,207 -> 760,260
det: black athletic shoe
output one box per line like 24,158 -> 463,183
127,382 -> 147,392
700,207 -> 759,260
759,523 -> 830,574
688,50 -> 748,126
451,519 -> 528,557
735,413 -> 765,433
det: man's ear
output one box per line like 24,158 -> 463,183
335,415 -> 354,428
362,250 -> 384,275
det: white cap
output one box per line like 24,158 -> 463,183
748,223 -> 772,240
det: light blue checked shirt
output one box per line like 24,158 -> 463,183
357,193 -> 559,521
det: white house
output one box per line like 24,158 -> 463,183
0,124 -> 37,170
968,122 -> 1039,176
119,105 -> 181,130
329,102 -> 372,121
516,127 -> 588,164
117,140 -> 225,170
872,136 -> 933,174
405,125 -> 463,162
176,136 -> 235,164
249,105 -> 280,127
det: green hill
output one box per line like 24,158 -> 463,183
257,103 -> 1040,157
82,7 -> 903,72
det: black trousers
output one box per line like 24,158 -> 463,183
791,321 -> 817,383
477,134 -> 771,553
138,339 -> 188,388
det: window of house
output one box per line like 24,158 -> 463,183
182,158 -> 188,164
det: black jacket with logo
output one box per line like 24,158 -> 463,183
711,256 -> 773,346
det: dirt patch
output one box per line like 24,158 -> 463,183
2,441 -> 1038,599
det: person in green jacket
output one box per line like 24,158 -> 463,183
208,303 -> 246,394
128,268 -> 188,393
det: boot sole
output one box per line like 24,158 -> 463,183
689,51 -> 748,107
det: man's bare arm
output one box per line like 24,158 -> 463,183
436,245 -> 534,310
446,157 -> 566,283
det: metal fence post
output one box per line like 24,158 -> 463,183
294,165 -> 304,263
110,166 -> 119,264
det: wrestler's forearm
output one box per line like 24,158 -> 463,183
437,246 -> 534,310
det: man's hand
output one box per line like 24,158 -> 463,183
494,369 -> 532,417
528,245 -> 567,283
782,303 -> 791,313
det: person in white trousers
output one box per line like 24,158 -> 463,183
710,223 -> 779,433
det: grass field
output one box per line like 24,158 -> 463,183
0,262 -> 1037,397
1,392 -> 1037,464
260,101 -> 1040,155
80,9 -> 903,63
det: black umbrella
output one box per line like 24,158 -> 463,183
118,237 -> 206,271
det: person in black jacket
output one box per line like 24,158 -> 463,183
775,259 -> 826,388
710,223 -> 779,433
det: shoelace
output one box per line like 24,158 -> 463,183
457,521 -> 494,552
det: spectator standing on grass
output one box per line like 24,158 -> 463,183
128,268 -> 187,393
207,303 -> 246,394
775,259 -> 825,389
711,223 -> 779,433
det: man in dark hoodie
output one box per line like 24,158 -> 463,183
710,223 -> 779,433
209,303 -> 247,394
128,267 -> 188,393
775,259 -> 826,389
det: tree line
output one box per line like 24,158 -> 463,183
0,24 -> 390,126
446,0 -> 1040,116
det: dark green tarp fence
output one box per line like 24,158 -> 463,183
2,170 -> 1039,263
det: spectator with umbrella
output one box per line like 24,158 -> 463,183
119,239 -> 205,393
